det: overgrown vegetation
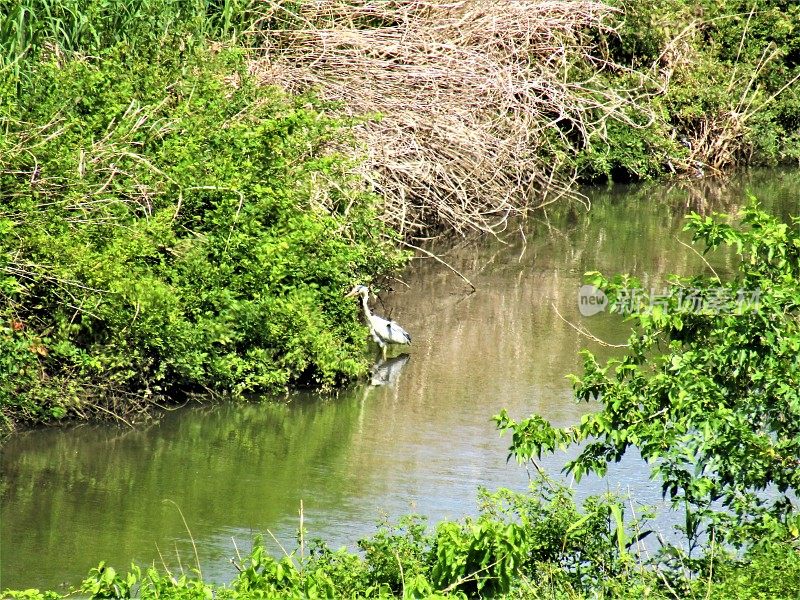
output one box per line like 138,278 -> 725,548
254,0 -> 800,234
251,0 -> 651,235
0,42 -> 406,431
2,0 -> 799,429
595,0 -> 800,176
4,480 -> 800,598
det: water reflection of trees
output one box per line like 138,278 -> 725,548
0,399 -> 366,589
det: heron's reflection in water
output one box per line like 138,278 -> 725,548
355,354 -> 411,434
369,353 -> 411,387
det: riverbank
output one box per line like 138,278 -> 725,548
0,44 -> 407,433
2,0 -> 799,431
249,0 -> 800,235
5,488 -> 799,599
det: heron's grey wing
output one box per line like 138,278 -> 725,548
386,321 -> 411,345
369,315 -> 392,344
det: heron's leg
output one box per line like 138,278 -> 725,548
373,348 -> 384,364
382,345 -> 387,360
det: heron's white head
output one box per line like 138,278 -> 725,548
345,284 -> 370,299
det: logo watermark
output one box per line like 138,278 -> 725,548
578,285 -> 608,316
578,286 -> 761,316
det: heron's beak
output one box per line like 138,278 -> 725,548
344,289 -> 358,298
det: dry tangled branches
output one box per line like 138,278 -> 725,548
247,0 -> 658,237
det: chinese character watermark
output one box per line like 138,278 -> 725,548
578,286 -> 761,316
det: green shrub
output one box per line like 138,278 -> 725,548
0,44 -> 406,429
359,515 -> 433,593
699,542 -> 800,599
635,1 -> 799,168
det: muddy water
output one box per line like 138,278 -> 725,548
2,168 -> 798,590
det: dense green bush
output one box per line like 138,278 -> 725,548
0,45 -> 405,430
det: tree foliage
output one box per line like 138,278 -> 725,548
496,201 -> 800,548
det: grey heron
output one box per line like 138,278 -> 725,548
345,285 -> 411,358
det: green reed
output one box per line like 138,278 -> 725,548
0,0 -> 261,72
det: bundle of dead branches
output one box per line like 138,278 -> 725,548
247,0 -> 657,237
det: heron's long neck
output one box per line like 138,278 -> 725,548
360,293 -> 372,319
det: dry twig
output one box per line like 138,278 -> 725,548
248,0 -> 656,237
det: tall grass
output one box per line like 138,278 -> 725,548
0,0 -> 261,71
